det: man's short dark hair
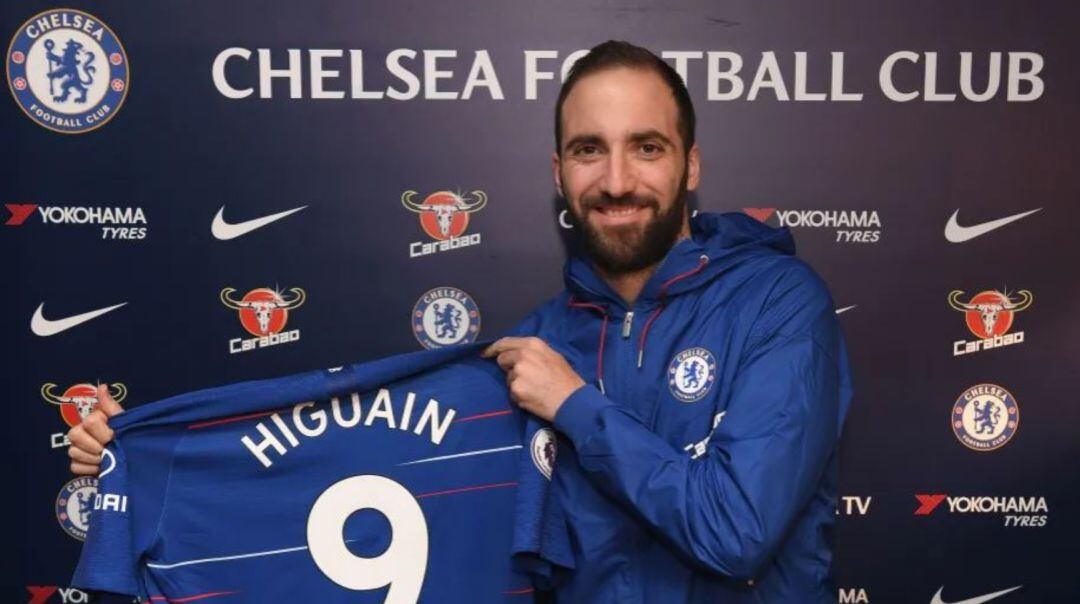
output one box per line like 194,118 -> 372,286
555,40 -> 696,156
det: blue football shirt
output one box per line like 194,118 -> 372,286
72,343 -> 553,603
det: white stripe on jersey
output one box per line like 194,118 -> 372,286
147,544 -> 310,569
398,445 -> 522,466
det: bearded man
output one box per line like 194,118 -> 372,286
484,40 -> 852,603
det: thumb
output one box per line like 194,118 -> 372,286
96,383 -> 125,417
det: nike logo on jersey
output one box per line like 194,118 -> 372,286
931,585 -> 1022,604
835,305 -> 857,315
31,302 -> 128,336
944,209 -> 1041,243
211,205 -> 307,240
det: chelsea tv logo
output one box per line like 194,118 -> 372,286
7,9 -> 129,133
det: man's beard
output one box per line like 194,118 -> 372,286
568,171 -> 688,276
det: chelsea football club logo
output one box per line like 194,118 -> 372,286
7,9 -> 129,134
952,384 -> 1019,452
412,286 -> 481,349
668,347 -> 717,403
56,476 -> 98,541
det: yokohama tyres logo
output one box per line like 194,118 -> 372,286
25,586 -> 95,604
914,494 -> 1048,527
914,494 -> 948,515
742,207 -> 882,243
4,203 -> 148,238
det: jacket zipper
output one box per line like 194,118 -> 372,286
614,308 -> 640,604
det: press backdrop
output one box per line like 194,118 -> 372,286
5,1 -> 1079,603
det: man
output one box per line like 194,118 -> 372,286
482,41 -> 851,602
70,40 -> 850,603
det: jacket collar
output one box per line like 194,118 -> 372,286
564,211 -> 795,310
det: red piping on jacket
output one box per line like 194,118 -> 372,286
567,254 -> 709,390
567,295 -> 609,394
636,254 -> 710,367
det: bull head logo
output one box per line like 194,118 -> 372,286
401,190 -> 487,240
221,287 -> 306,336
948,289 -> 1033,339
42,382 -> 127,428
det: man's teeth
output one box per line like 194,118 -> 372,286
600,206 -> 640,216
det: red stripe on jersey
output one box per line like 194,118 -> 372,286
188,410 -> 278,430
416,481 -> 518,499
453,409 -> 513,422
145,590 -> 239,602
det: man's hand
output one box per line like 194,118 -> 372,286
67,383 -> 124,475
482,337 -> 586,422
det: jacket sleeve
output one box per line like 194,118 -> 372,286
551,267 -> 846,581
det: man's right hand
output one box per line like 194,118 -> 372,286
67,383 -> 125,475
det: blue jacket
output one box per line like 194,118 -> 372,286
515,212 -> 852,603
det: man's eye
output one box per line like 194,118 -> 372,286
640,143 -> 662,155
574,145 -> 599,156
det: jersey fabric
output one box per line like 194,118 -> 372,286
72,343 -> 552,603
515,211 -> 854,603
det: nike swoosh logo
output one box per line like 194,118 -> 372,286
944,209 -> 1041,243
931,585 -> 1022,604
211,205 -> 307,240
835,305 -> 857,314
31,302 -> 128,336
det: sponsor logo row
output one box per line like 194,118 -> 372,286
23,585 -> 1031,604
50,485 -> 1052,546
26,281 -> 1034,361
6,199 -> 1045,252
838,494 -> 1049,527
837,585 -> 1024,604
30,284 -> 481,353
4,188 -> 482,255
21,584 -> 1030,603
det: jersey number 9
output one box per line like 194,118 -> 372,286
307,474 -> 429,603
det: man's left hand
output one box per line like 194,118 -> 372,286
482,337 -> 586,422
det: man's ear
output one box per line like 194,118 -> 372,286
687,143 -> 701,191
552,151 -> 564,197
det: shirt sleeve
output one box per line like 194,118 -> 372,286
507,300 -> 577,584
72,425 -> 182,597
551,267 -> 849,581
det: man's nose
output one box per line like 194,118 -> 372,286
600,151 -> 637,199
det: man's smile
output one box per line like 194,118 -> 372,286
590,203 -> 653,227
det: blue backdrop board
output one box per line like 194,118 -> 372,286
4,1 -> 1078,603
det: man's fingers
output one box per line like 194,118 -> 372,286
482,337 -> 531,358
80,412 -> 115,447
70,461 -> 100,476
495,350 -> 523,371
68,427 -> 104,456
68,445 -> 100,465
96,383 -> 125,417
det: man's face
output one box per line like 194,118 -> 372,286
555,67 -> 700,275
